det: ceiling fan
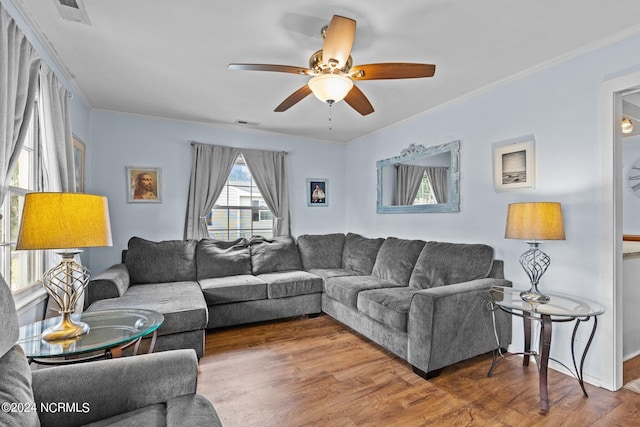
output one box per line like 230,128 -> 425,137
228,15 -> 436,116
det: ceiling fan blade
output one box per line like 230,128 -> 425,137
322,15 -> 356,69
344,85 -> 374,116
350,63 -> 436,80
228,63 -> 314,75
274,85 -> 313,112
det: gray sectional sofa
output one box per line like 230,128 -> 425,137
86,233 -> 512,378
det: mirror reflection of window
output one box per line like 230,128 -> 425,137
413,173 -> 437,205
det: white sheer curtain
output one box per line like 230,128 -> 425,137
395,164 -> 426,205
0,5 -> 41,203
425,167 -> 449,204
37,65 -> 79,316
184,143 -> 240,240
38,63 -> 75,192
242,148 -> 290,236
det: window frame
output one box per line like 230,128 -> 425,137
2,103 -> 45,297
208,155 -> 274,240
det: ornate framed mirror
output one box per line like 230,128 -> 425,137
376,140 -> 460,213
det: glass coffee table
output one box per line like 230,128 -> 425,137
17,309 -> 164,365
487,286 -> 604,412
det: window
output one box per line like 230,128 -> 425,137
1,110 -> 43,294
208,155 -> 274,240
413,173 -> 437,205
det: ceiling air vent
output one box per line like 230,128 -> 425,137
235,120 -> 259,126
53,0 -> 91,24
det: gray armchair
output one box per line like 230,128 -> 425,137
0,278 -> 222,427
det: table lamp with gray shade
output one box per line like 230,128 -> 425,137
505,202 -> 565,303
16,192 -> 112,341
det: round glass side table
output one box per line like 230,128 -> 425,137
487,286 -> 604,412
17,309 -> 164,365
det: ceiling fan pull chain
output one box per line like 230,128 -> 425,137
328,100 -> 333,131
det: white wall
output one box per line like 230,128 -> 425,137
86,112 -> 346,274
344,32 -> 640,384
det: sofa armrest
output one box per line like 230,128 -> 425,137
407,278 -> 512,375
85,263 -> 131,308
32,349 -> 199,427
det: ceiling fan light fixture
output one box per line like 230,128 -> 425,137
622,117 -> 634,134
308,73 -> 353,104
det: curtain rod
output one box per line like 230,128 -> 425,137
188,140 -> 288,155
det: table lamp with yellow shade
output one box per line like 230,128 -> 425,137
505,202 -> 565,303
16,192 -> 112,341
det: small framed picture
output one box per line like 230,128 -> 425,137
72,136 -> 85,193
126,166 -> 162,203
493,137 -> 535,191
307,178 -> 328,207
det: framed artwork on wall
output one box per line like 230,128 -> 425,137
307,178 -> 328,207
126,166 -> 162,203
492,136 -> 535,191
72,136 -> 85,193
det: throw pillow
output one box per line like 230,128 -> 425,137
341,233 -> 385,275
250,236 -> 303,275
196,238 -> 252,280
297,233 -> 345,269
371,237 -> 426,285
409,241 -> 494,289
126,237 -> 197,284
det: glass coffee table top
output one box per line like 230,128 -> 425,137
18,309 -> 164,358
490,286 -> 605,318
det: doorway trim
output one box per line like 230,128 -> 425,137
600,70 -> 640,391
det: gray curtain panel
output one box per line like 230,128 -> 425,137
0,5 -> 41,203
184,143 -> 240,239
425,167 -> 449,203
38,64 -> 75,192
395,164 -> 426,205
242,148 -> 290,236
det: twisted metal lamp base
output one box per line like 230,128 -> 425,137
41,251 -> 91,341
519,242 -> 551,304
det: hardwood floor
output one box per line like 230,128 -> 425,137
197,314 -> 640,426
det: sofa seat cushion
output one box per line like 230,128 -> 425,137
297,233 -> 345,269
357,287 -> 420,332
324,275 -> 404,308
341,233 -> 385,275
125,237 -> 198,284
371,237 -> 426,285
305,268 -> 361,279
199,275 -> 267,305
257,271 -> 323,299
87,281 -> 207,337
196,238 -> 251,280
409,241 -> 495,289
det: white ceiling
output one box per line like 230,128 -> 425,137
11,0 -> 640,143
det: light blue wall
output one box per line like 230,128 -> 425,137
344,31 -> 640,383
86,112 -> 347,273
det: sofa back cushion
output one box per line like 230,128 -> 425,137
297,233 -> 345,269
196,238 -> 252,280
371,237 -> 426,285
409,241 -> 495,289
341,233 -> 385,275
126,237 -> 197,284
250,236 -> 303,275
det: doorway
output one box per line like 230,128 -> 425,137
601,71 -> 640,391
